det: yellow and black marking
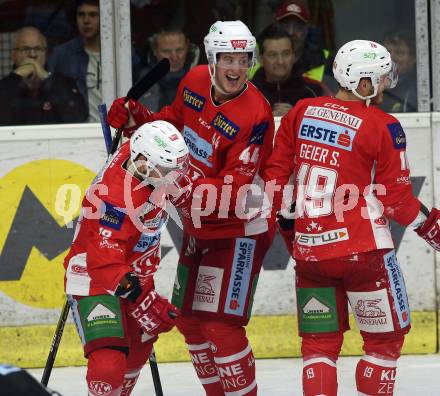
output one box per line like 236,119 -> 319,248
0,312 -> 436,368
0,160 -> 94,308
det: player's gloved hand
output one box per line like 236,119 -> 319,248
107,97 -> 153,136
127,99 -> 153,126
277,202 -> 295,231
416,208 -> 440,251
115,272 -> 142,303
165,171 -> 193,208
107,97 -> 129,129
277,213 -> 294,231
128,289 -> 179,337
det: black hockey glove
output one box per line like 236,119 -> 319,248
277,203 -> 295,231
115,272 -> 142,302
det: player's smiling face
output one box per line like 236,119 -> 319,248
213,52 -> 250,101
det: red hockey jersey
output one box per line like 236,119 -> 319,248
64,142 -> 165,296
264,96 -> 421,261
150,65 -> 275,239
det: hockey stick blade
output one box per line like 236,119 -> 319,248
109,58 -> 170,154
126,58 -> 170,102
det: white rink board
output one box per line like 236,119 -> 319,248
0,113 -> 436,328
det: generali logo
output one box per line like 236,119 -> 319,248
230,39 -> 247,49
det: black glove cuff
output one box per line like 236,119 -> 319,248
115,272 -> 142,302
277,214 -> 295,231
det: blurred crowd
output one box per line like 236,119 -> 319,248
0,0 -> 419,127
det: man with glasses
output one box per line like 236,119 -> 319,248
264,39 -> 440,395
107,20 -> 276,396
49,0 -> 101,122
0,26 -> 87,126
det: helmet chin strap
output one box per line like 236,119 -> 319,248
209,63 -> 228,96
127,158 -> 153,181
351,84 -> 378,107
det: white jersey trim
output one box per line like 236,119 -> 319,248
67,295 -> 85,345
365,161 -> 394,250
65,253 -> 91,296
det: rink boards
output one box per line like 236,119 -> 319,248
0,113 -> 439,368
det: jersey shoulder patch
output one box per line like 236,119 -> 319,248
387,122 -> 406,149
249,121 -> 269,145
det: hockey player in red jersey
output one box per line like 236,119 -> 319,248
63,120 -> 189,396
264,39 -> 440,396
107,20 -> 275,396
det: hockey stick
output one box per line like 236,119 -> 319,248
41,300 -> 69,386
41,59 -> 170,388
109,58 -> 170,154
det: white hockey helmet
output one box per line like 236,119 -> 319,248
204,20 -> 256,85
130,120 -> 189,183
333,39 -> 398,100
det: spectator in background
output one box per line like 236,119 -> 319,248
381,30 -> 417,113
138,28 -> 200,111
0,26 -> 87,126
275,0 -> 330,83
252,23 -> 326,117
49,0 -> 101,122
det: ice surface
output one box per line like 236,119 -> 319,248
28,354 -> 440,395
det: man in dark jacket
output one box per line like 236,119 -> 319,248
0,26 -> 87,126
275,0 -> 330,82
138,27 -> 200,111
252,23 -> 326,117
48,0 -> 101,122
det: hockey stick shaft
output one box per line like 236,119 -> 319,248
149,350 -> 164,396
109,58 -> 170,155
98,103 -> 112,153
41,300 -> 70,386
